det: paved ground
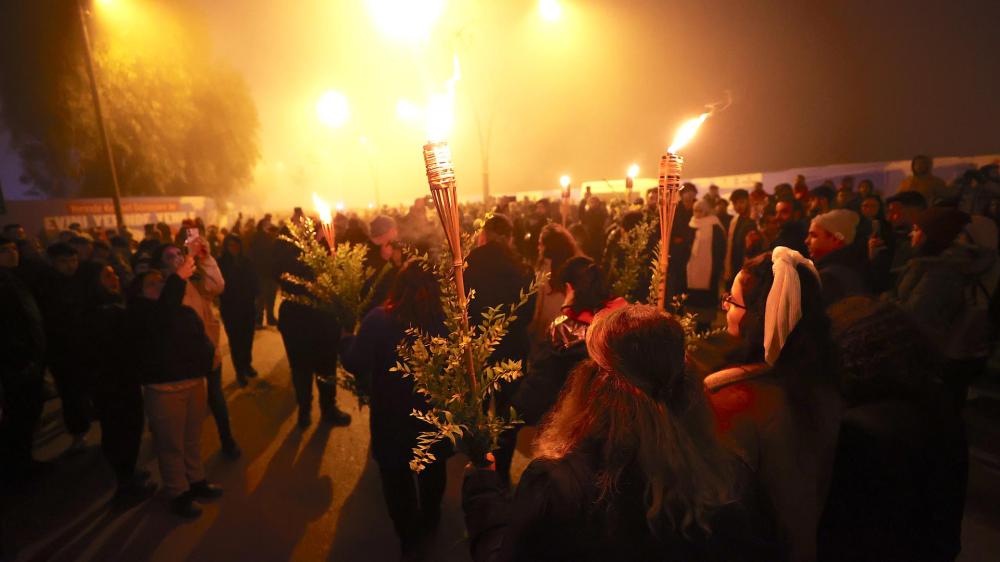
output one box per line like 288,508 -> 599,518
2,326 -> 999,561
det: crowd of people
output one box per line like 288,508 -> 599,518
1,153 -> 999,560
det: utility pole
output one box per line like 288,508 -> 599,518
76,0 -> 125,230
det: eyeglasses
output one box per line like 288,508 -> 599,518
720,292 -> 746,312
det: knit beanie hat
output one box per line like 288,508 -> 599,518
811,209 -> 860,245
369,215 -> 397,241
915,207 -> 970,249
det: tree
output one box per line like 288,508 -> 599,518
0,0 -> 259,199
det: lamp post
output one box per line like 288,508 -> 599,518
560,175 -> 571,226
76,0 -> 124,230
626,163 -> 638,204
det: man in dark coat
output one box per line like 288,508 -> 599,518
0,236 -> 48,482
35,242 -> 93,452
218,234 -> 260,385
724,189 -> 757,288
806,209 -> 873,306
273,222 -> 351,429
464,214 -> 535,486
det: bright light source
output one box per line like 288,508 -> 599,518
396,99 -> 422,122
367,0 -> 446,41
316,90 -> 350,128
335,201 -> 346,212
312,193 -> 332,224
425,55 -> 461,142
539,0 -> 562,22
96,0 -> 115,7
367,202 -> 376,209
627,164 -> 639,179
668,112 -> 710,153
560,175 -> 571,189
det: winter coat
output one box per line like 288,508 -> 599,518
726,214 -> 758,284
0,268 -> 46,386
218,250 -> 259,320
462,440 -> 782,562
818,396 -> 967,562
128,274 -> 215,386
465,242 -> 535,365
514,297 -> 627,425
341,306 -> 448,467
179,255 -> 224,369
815,245 -> 873,307
891,243 -> 996,359
34,267 -> 88,368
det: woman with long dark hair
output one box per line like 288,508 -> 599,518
341,259 -> 449,560
705,248 -> 842,562
465,304 -> 780,561
529,223 -> 580,357
515,256 -> 626,425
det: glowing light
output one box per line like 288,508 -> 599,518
560,175 -> 571,189
335,201 -> 346,212
426,55 -> 461,142
367,0 -> 446,41
627,164 -> 639,179
668,112 -> 709,153
396,99 -> 422,122
312,193 -> 332,224
367,202 -> 376,209
316,90 -> 350,128
96,0 -> 116,7
539,0 -> 562,22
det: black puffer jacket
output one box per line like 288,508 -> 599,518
128,274 -> 214,385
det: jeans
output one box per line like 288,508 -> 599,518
206,367 -> 235,445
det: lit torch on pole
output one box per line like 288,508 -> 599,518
658,113 -> 709,310
560,175 -> 571,226
312,193 -> 336,251
626,164 -> 638,205
422,57 -> 478,395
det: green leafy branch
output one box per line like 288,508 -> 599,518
393,252 -> 544,473
609,218 -> 654,301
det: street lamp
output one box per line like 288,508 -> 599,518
560,174 -> 571,225
77,0 -> 125,230
539,0 -> 563,22
316,90 -> 350,128
626,163 -> 639,203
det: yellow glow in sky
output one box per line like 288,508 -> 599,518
539,0 -> 562,22
366,0 -> 446,41
316,90 -> 350,128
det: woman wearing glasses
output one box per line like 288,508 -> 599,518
705,248 -> 843,562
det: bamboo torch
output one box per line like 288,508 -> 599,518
422,60 -> 478,395
658,113 -> 709,310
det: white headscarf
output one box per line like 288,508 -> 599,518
764,246 -> 820,365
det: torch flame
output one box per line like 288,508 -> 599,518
312,193 -> 332,224
627,163 -> 639,179
426,55 -> 461,142
668,112 -> 709,153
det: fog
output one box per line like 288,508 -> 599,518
174,0 -> 1000,210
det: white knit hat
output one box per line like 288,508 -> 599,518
811,209 -> 860,245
